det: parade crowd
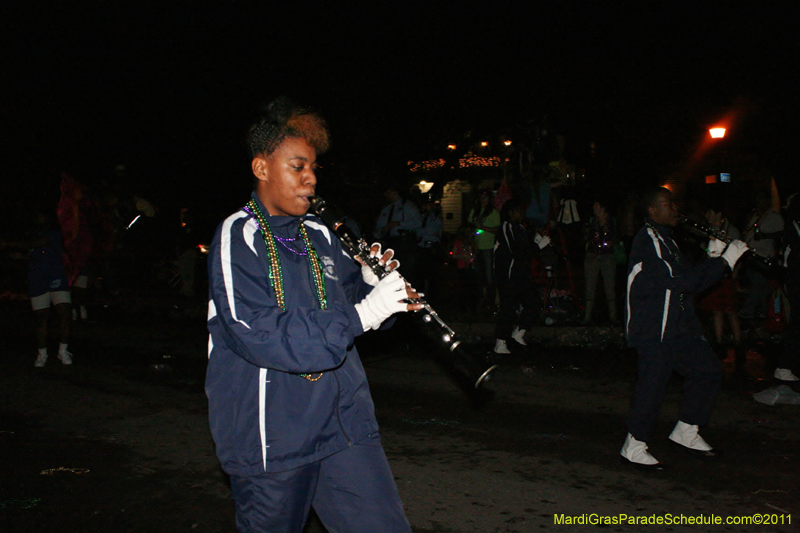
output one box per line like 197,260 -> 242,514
4,157 -> 800,387
370,170 -> 799,381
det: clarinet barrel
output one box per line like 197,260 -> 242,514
310,196 -> 497,389
677,215 -> 777,268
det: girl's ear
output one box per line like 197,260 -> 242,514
252,156 -> 269,183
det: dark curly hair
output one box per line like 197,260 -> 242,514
246,97 -> 330,158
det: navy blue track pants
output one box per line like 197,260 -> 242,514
627,336 -> 722,443
230,434 -> 410,533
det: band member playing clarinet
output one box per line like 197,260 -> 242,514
206,97 -> 418,532
620,187 -> 748,469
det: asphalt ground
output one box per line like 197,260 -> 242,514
0,288 -> 798,533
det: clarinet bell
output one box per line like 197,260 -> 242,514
450,342 -> 497,389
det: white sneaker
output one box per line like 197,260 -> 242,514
34,353 -> 48,367
774,368 -> 800,381
669,421 -> 712,451
493,339 -> 511,354
511,327 -> 528,346
58,351 -> 73,365
620,433 -> 661,466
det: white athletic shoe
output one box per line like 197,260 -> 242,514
34,353 -> 48,367
511,327 -> 528,346
774,368 -> 800,381
493,339 -> 511,354
620,433 -> 661,466
669,421 -> 712,451
58,351 -> 73,365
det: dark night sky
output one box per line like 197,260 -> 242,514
3,1 -> 799,222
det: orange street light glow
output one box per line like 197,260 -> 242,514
503,140 -> 512,146
480,141 -> 488,147
447,144 -> 456,150
709,127 -> 726,139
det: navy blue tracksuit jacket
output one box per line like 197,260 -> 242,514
206,193 -> 379,477
625,220 -> 728,347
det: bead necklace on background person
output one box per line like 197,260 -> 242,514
582,198 -> 620,325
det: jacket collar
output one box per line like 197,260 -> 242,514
645,218 -> 673,238
249,191 -> 307,229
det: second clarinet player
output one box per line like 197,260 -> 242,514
619,187 -> 748,469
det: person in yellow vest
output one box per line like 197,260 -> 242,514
468,188 -> 500,311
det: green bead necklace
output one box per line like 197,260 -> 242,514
245,199 -> 327,381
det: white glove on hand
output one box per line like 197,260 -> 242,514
534,233 -> 551,249
354,270 -> 408,331
361,263 -> 381,286
361,243 -> 399,286
722,239 -> 748,269
706,238 -> 726,258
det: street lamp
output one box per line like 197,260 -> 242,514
417,180 -> 434,193
707,127 -> 728,183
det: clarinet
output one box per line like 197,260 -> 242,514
310,196 -> 497,389
677,215 -> 778,268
